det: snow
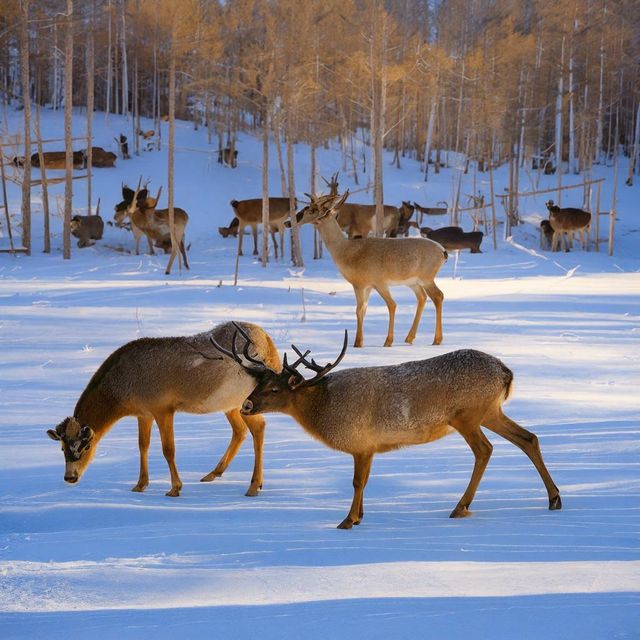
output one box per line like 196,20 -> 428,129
1,108 -> 639,639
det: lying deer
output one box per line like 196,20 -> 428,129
290,191 -> 447,347
545,200 -> 591,252
420,226 -> 483,253
230,197 -> 294,259
213,327 -> 562,529
114,181 -> 189,274
47,322 -> 281,497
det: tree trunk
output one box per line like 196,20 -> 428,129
120,0 -> 129,117
168,35 -> 178,269
63,0 -> 73,260
105,0 -> 112,118
261,107 -> 270,267
287,133 -> 303,267
555,36 -> 565,203
86,2 -> 95,214
34,104 -> 51,253
20,0 -> 32,254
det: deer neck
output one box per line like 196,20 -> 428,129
74,383 -> 127,442
316,216 -> 348,256
288,384 -> 331,438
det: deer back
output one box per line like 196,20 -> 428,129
230,198 -> 293,225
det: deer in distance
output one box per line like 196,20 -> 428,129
212,326 -> 562,529
420,226 -> 484,253
114,180 -> 189,274
230,197 -> 294,259
289,190 -> 447,348
47,322 -> 281,498
545,200 -> 591,252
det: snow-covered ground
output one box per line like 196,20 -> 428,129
1,109 -> 639,639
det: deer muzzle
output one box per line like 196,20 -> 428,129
241,399 -> 254,415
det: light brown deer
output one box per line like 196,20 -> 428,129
46,322 -> 281,498
230,197 -> 294,259
545,200 -> 591,252
212,329 -> 562,529
290,192 -> 447,348
115,181 -> 189,274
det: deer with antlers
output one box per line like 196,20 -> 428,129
47,322 -> 281,497
212,327 -> 562,529
114,180 -> 189,274
289,191 -> 447,348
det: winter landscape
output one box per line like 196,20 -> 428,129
1,1 -> 640,639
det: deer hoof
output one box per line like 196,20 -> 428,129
337,517 -> 355,530
245,483 -> 262,497
383,339 -> 393,347
165,487 -> 181,497
200,471 -> 222,482
449,505 -> 472,518
404,335 -> 415,345
549,495 -> 562,510
432,337 -> 443,346
131,484 -> 147,493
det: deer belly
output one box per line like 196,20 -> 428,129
179,375 -> 256,414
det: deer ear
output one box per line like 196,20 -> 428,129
287,373 -> 304,388
47,429 -> 61,441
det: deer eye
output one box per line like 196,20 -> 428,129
270,387 -> 280,393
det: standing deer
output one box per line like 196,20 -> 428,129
114,181 -> 189,274
230,197 -> 294,259
212,329 -> 562,529
545,200 -> 591,252
290,191 -> 447,348
46,322 -> 281,497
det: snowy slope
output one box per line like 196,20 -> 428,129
0,108 -> 639,639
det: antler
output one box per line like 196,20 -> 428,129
285,330 -> 348,389
127,176 -> 143,214
209,321 -> 273,374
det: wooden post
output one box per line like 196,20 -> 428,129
594,181 -> 602,252
489,160 -> 497,250
35,104 -> 51,253
0,147 -> 15,252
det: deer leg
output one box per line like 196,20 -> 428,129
482,408 -> 561,510
252,225 -> 259,256
164,246 -> 177,275
146,234 -> 155,255
424,281 -> 444,345
405,284 -> 427,344
200,408 -> 247,483
270,228 -> 278,260
132,416 -> 153,492
338,453 -> 374,529
450,423 -> 493,518
154,411 -> 183,497
353,285 -> 372,348
374,284 -> 397,347
237,223 -> 245,256
279,227 -> 285,262
244,414 -> 266,497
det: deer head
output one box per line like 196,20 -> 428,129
290,191 -> 349,228
211,324 -> 348,416
46,416 -> 96,483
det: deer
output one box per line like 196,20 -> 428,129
218,147 -> 238,168
230,197 -> 294,259
290,191 -> 447,348
420,226 -> 483,253
114,180 -> 189,274
212,327 -> 562,529
539,219 -> 554,250
28,150 -> 84,169
70,214 -> 104,248
46,322 -> 281,498
545,200 -> 591,252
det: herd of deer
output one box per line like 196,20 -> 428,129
48,187 -> 564,530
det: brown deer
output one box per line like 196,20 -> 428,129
115,181 -> 189,274
218,147 -> 238,168
29,150 -> 85,169
420,226 -> 483,253
540,219 -> 554,250
230,197 -> 294,259
70,214 -> 104,248
46,322 -> 281,498
290,192 -> 447,348
84,146 -> 117,168
545,200 -> 591,252
213,329 -> 562,529
412,201 -> 448,225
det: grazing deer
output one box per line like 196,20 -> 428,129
545,200 -> 591,252
290,192 -> 447,347
420,226 -> 483,253
114,181 -> 189,274
412,201 -> 448,225
46,322 -> 281,497
218,147 -> 238,168
213,328 -> 562,529
230,197 -> 294,259
70,214 -> 104,248
29,150 -> 85,169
